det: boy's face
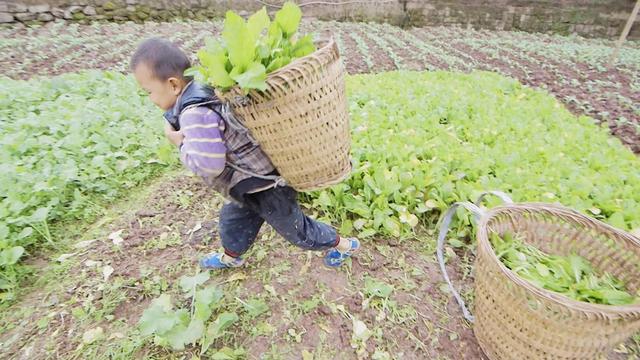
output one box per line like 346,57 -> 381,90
133,62 -> 184,111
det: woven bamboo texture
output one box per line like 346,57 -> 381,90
474,203 -> 640,359
218,39 -> 351,191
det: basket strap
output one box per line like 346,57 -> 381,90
474,191 -> 513,208
436,191 -> 513,323
213,99 -> 286,188
217,102 -> 260,146
227,162 -> 287,188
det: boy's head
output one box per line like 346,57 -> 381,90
130,38 -> 193,111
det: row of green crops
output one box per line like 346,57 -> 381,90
0,71 -> 176,300
3,69 -> 640,303
305,70 -> 640,239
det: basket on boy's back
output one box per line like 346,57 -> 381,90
215,38 -> 351,191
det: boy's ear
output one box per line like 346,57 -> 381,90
167,77 -> 183,95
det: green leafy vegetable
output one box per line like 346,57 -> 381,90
138,280 -> 230,351
229,62 -> 268,91
201,312 -> 240,355
302,71 -> 640,242
222,11 -> 258,71
239,298 -> 269,318
179,271 -> 210,293
138,294 -> 178,336
0,247 -> 25,267
191,2 -> 316,93
274,2 -> 302,37
491,232 -> 638,305
0,70 -> 173,301
364,278 -> 394,299
208,312 -> 239,338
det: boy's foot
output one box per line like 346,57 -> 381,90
324,238 -> 360,267
199,253 -> 245,269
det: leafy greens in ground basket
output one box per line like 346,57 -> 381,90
491,232 -> 639,305
188,2 -> 316,93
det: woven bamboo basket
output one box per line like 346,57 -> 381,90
217,38 -> 351,191
437,193 -> 640,359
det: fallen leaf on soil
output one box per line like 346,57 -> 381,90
73,239 -> 96,249
82,327 -> 104,344
352,318 -> 371,343
108,230 -> 124,246
189,222 -> 202,234
299,253 -> 312,275
264,284 -> 277,297
223,273 -> 247,283
136,209 -> 160,217
302,350 -> 313,360
84,260 -> 101,267
109,332 -> 125,340
318,322 -> 332,334
56,253 -> 77,262
102,265 -> 114,281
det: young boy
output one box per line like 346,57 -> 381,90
130,38 -> 359,269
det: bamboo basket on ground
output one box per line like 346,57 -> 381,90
217,38 -> 351,192
437,192 -> 640,359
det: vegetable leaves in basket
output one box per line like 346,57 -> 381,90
187,2 -> 316,93
491,232 -> 638,305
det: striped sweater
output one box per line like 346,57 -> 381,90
178,106 -> 227,178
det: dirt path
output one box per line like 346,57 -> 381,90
4,172 -> 634,359
0,172 -> 486,360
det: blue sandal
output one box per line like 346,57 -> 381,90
199,253 -> 245,269
324,238 -> 360,267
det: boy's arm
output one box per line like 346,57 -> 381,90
177,107 -> 226,178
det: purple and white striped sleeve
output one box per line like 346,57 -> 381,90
178,107 -> 226,178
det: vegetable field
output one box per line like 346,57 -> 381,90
1,17 -> 640,360
2,20 -> 639,152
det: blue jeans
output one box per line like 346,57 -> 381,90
219,186 -> 338,257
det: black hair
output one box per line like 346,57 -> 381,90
130,37 -> 193,81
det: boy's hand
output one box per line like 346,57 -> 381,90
164,122 -> 184,147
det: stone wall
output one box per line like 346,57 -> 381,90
0,0 -> 638,39
404,0 -> 639,38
